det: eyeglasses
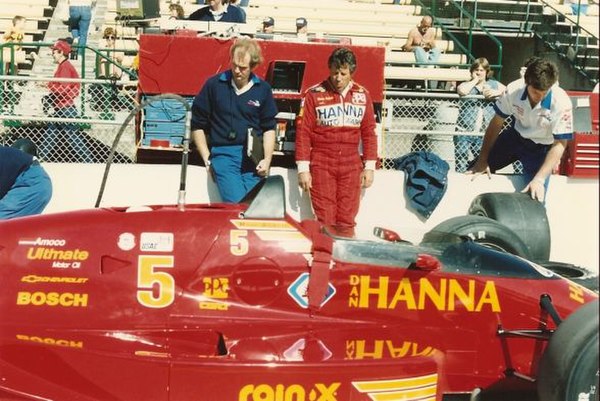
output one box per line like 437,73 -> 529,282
104,36 -> 116,40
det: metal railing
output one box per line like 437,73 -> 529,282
1,73 -> 523,173
0,41 -> 138,81
381,90 -> 522,173
0,74 -> 138,163
411,0 -> 504,80
535,0 -> 599,84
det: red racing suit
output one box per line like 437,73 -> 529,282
295,79 -> 377,237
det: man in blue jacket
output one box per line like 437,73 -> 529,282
189,0 -> 246,23
0,139 -> 53,219
191,38 -> 277,202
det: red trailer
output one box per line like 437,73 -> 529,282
135,34 -> 385,163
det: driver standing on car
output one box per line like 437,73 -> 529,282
0,138 -> 53,219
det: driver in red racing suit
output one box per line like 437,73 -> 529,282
296,47 -> 378,238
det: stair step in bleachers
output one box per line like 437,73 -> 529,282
577,15 -> 600,36
245,3 -> 420,17
449,0 -> 543,21
4,0 -> 53,5
0,18 -> 46,32
344,36 -> 454,53
248,0 -> 408,8
0,3 -> 54,19
246,18 -> 425,38
385,65 -> 470,81
386,51 -> 467,65
347,0 -> 406,4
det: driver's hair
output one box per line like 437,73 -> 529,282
328,47 -> 357,73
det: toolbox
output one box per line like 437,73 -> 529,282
141,96 -> 193,148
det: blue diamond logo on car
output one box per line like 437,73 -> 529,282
287,272 -> 336,309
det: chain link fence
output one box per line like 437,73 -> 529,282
381,91 -> 522,173
0,75 -> 138,163
1,75 -> 523,173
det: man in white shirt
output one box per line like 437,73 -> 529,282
468,58 -> 573,203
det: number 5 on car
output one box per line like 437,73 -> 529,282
137,255 -> 175,308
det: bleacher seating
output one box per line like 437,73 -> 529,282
0,0 -> 52,75
385,65 -> 470,80
457,0 -> 544,22
240,0 -> 469,89
0,2 -> 54,19
536,0 -> 599,82
386,50 -> 466,65
110,0 -> 459,89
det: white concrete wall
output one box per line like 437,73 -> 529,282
43,163 -> 599,273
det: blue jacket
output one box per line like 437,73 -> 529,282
0,147 -> 33,199
394,151 -> 449,219
191,70 -> 278,147
188,4 -> 246,22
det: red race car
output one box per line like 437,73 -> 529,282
0,176 -> 597,401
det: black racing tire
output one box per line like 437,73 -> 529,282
537,261 -> 599,292
468,192 -> 551,262
421,215 -> 532,259
537,299 -> 599,401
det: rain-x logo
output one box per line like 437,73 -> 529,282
239,383 -> 340,401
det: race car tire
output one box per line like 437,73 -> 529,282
420,215 -> 532,259
537,299 -> 599,401
537,261 -> 599,292
468,192 -> 551,261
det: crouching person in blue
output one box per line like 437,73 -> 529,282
0,138 -> 52,219
191,38 -> 277,202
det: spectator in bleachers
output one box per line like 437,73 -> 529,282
0,139 -> 52,220
296,17 -> 308,35
191,38 -> 277,203
68,0 -> 95,57
402,16 -> 441,89
261,16 -> 275,33
2,16 -> 25,44
295,17 -> 309,42
168,3 -> 186,19
188,0 -> 246,23
40,40 -> 92,163
468,58 -> 572,203
454,57 -> 506,172
1,15 -> 27,75
295,47 -> 378,238
97,27 -> 125,79
229,0 -> 247,21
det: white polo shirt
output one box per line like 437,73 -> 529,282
493,79 -> 573,145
